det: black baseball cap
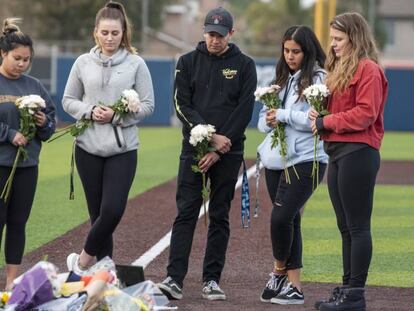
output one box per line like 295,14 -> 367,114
204,7 -> 233,36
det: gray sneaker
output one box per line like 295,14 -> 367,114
202,280 -> 226,300
157,276 -> 183,300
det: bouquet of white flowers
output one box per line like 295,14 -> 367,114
1,95 -> 46,202
303,83 -> 330,188
189,124 -> 216,225
111,89 -> 140,116
255,85 -> 298,184
49,89 -> 140,143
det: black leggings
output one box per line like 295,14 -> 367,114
75,146 -> 137,260
327,147 -> 380,288
265,162 -> 326,270
0,166 -> 38,264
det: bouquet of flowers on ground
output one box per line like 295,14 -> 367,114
1,95 -> 46,203
48,89 -> 140,143
303,83 -> 330,188
189,124 -> 216,225
255,85 -> 298,184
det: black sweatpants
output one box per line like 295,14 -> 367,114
0,166 -> 38,264
265,161 -> 326,270
327,146 -> 380,288
167,152 -> 243,287
75,146 -> 137,260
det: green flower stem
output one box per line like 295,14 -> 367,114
276,125 -> 291,184
1,147 -> 22,203
202,172 -> 208,226
47,128 -> 71,143
292,164 -> 300,181
312,135 -> 319,190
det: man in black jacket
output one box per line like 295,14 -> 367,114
158,7 -> 257,301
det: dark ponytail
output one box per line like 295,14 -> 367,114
0,18 -> 34,58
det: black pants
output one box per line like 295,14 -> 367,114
327,147 -> 380,288
0,166 -> 38,264
75,146 -> 137,260
265,162 -> 326,270
167,152 -> 243,287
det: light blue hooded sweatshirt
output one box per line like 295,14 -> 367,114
257,69 -> 328,170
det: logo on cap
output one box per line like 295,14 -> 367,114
204,7 -> 233,36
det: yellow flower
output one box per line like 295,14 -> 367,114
1,291 -> 10,304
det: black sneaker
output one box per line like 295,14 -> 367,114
157,276 -> 183,300
314,286 -> 344,309
202,280 -> 226,300
271,282 -> 304,305
260,272 -> 287,302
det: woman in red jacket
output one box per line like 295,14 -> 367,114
309,12 -> 388,311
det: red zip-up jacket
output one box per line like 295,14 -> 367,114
321,58 -> 388,150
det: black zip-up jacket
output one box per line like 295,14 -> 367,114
174,41 -> 257,153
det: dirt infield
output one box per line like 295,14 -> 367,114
1,160 -> 413,310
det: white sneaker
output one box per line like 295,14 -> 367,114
66,253 -> 86,275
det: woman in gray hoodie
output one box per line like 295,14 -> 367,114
62,1 -> 154,274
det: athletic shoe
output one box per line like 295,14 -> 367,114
260,272 -> 287,302
319,288 -> 366,311
66,253 -> 87,276
314,286 -> 344,309
271,282 -> 304,305
157,276 -> 183,300
202,280 -> 226,300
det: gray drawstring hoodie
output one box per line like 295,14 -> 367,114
62,46 -> 155,157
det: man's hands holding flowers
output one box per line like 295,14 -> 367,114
198,151 -> 220,173
211,133 -> 231,154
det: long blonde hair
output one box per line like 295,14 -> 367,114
326,12 -> 378,92
94,1 -> 137,54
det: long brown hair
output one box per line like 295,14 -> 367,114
326,12 -> 378,93
94,1 -> 136,54
274,26 -> 326,100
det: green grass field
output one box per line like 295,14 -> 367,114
1,128 -> 413,287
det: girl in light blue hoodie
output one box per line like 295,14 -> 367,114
62,1 -> 154,274
257,26 -> 328,305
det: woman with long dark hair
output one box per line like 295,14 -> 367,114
258,25 -> 328,305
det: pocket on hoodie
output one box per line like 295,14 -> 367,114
112,125 -> 126,149
290,136 -> 314,159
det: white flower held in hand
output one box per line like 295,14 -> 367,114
16,94 -> 46,113
121,89 -> 140,113
189,124 -> 216,146
303,84 -> 329,101
254,84 -> 281,101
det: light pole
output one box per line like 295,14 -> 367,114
141,0 -> 149,53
